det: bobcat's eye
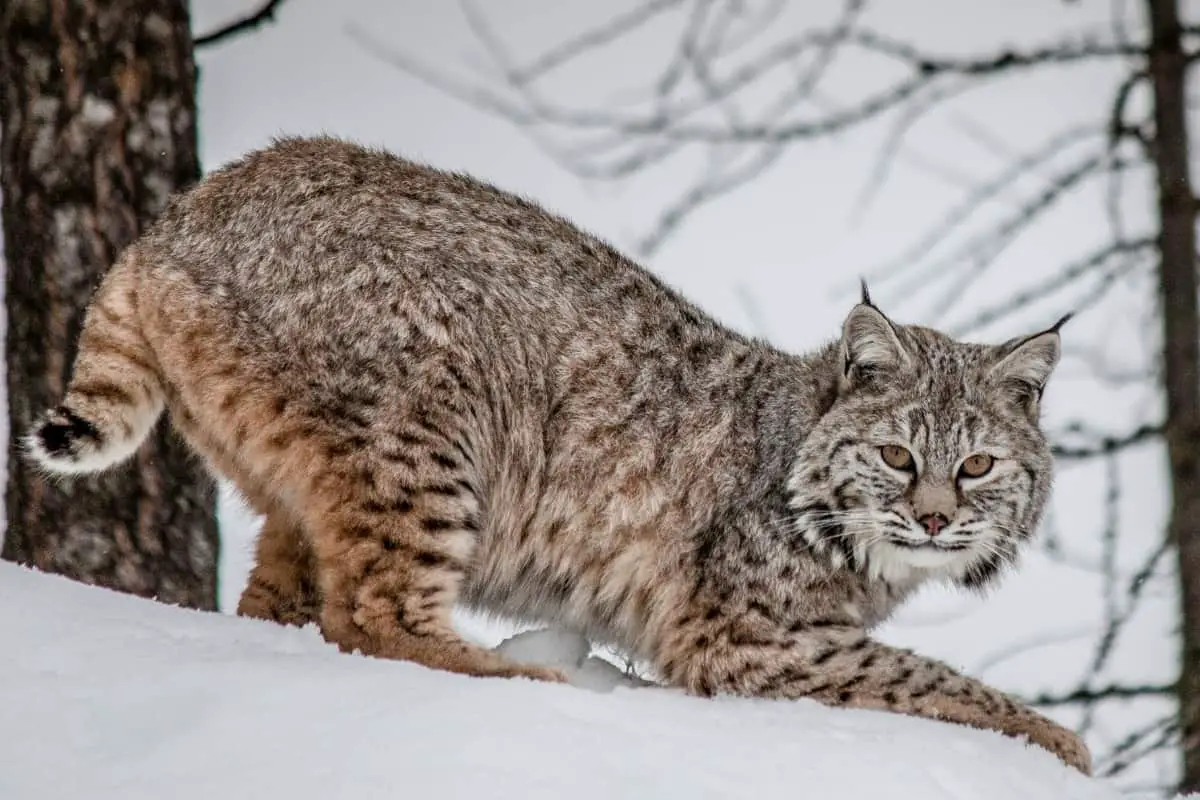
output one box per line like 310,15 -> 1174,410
880,445 -> 914,471
959,453 -> 994,479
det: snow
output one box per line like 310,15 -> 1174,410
494,628 -> 650,693
0,563 -> 1132,800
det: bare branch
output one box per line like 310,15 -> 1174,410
194,0 -> 288,48
1052,422 -> 1163,459
1108,68 -> 1152,150
1098,716 -> 1180,778
862,127 -> 1099,293
608,30 -> 1144,145
357,5 -> 1155,257
633,0 -> 867,255
852,77 -> 976,217
973,626 -> 1098,676
504,0 -> 687,85
1025,682 -> 1174,707
1077,454 -> 1125,735
876,148 -> 1114,316
951,237 -> 1153,337
636,143 -> 786,256
1063,342 -> 1159,386
359,12 -> 1143,145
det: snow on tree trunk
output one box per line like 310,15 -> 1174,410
0,0 -> 218,609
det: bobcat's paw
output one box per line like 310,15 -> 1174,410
1009,714 -> 1092,775
498,663 -> 570,683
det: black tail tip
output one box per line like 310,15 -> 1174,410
35,407 -> 101,459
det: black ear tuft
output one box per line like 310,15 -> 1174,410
1049,312 -> 1074,333
859,278 -> 873,307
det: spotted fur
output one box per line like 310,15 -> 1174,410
27,137 -> 1087,773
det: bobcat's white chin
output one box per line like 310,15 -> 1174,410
867,540 -> 972,586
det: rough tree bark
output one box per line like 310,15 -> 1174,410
0,0 -> 218,609
1145,0 -> 1200,791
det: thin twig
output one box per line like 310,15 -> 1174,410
951,237 -> 1153,337
862,127 -> 1099,293
194,0 -> 288,48
1051,423 -> 1163,459
1025,682 -> 1174,707
1098,715 -> 1179,778
506,0 -> 687,85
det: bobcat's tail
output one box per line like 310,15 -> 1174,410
25,253 -> 166,475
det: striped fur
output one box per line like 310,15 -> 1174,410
29,137 -> 1087,772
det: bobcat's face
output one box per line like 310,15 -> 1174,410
789,300 -> 1063,590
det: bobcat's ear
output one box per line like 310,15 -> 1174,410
988,315 -> 1068,419
839,296 -> 910,392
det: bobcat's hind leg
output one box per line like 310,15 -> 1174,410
238,510 -> 320,627
300,434 -> 566,683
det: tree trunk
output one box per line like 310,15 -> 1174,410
0,0 -> 218,609
1145,0 -> 1200,791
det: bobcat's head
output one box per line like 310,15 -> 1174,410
790,288 -> 1065,591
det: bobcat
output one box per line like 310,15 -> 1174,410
28,136 -> 1089,773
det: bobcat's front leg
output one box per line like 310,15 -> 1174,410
660,622 -> 1091,774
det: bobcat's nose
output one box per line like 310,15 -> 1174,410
918,513 -> 949,537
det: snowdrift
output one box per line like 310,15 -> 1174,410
0,562 -> 1121,799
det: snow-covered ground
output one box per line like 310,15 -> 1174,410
1,562 -> 1128,800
